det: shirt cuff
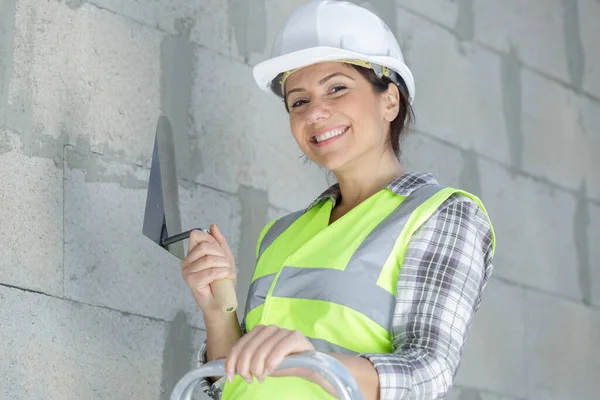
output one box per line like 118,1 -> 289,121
197,340 -> 226,399
358,352 -> 410,400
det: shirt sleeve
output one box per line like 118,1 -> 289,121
359,194 -> 495,399
195,320 -> 247,400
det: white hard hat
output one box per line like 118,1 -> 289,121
253,0 -> 415,103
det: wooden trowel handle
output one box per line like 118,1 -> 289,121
211,279 -> 237,313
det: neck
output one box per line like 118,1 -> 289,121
332,150 -> 404,210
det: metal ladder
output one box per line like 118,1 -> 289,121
169,351 -> 364,400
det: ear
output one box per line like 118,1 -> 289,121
381,83 -> 400,122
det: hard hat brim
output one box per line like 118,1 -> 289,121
252,46 -> 415,103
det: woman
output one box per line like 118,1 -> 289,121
181,1 -> 495,399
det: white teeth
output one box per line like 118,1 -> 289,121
314,127 -> 347,143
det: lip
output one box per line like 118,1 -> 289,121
310,125 -> 350,147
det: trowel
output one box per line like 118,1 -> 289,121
142,116 -> 237,313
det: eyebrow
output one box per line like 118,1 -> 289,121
285,72 -> 354,100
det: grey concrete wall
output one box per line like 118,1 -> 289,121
0,1 -> 598,399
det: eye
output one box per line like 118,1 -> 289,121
291,99 -> 308,108
330,85 -> 347,94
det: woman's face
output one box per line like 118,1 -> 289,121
284,62 -> 398,172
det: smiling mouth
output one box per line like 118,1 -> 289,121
311,126 -> 349,143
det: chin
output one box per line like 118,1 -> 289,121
312,152 -> 350,172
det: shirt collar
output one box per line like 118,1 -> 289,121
307,172 -> 440,210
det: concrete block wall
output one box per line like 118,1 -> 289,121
0,1 -> 598,399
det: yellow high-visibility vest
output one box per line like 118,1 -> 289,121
222,184 -> 495,399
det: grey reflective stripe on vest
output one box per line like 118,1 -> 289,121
308,338 -> 358,356
345,184 -> 445,280
257,209 -> 305,261
244,273 -> 277,316
271,267 -> 396,330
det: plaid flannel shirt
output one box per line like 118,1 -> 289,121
196,172 -> 494,399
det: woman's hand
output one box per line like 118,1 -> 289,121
225,325 -> 316,384
180,224 -> 236,320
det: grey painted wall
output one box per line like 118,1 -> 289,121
1,0 -> 599,399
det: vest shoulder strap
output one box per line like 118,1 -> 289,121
256,209 -> 305,261
377,186 -> 495,292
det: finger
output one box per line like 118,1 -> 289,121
226,325 -> 278,383
187,229 -> 218,255
250,328 -> 290,381
225,328 -> 260,383
235,325 -> 283,384
184,266 -> 235,293
264,330 -> 311,376
210,224 -> 234,260
183,241 -> 227,268
226,325 -> 266,383
182,254 -> 231,274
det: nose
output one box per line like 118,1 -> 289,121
306,100 -> 331,125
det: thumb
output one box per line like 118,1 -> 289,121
210,224 -> 233,258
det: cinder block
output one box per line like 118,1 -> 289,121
580,0 -> 600,99
180,183 -> 243,261
7,0 -> 162,165
588,202 -> 600,308
0,129 -> 62,296
577,96 -> 600,201
268,205 -> 295,223
63,148 -> 241,329
91,0 -> 311,67
521,69 -> 599,200
191,47 -> 329,211
454,278 -> 527,398
448,386 -> 524,400
525,289 -> 600,400
445,386 -> 461,400
240,0 -> 309,66
190,0 -> 239,60
395,10 -> 510,166
396,0 -> 459,30
87,0 -> 327,70
480,394 -> 524,400
403,133 -> 465,190
473,0 -> 570,84
479,159 -> 582,301
0,0 -> 16,126
87,0 -> 238,62
404,131 -> 502,202
0,285 -> 205,399
87,0 -> 205,35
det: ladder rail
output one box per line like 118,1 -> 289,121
169,351 -> 364,400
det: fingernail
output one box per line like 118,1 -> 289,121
245,376 -> 252,384
227,374 -> 233,383
257,376 -> 264,383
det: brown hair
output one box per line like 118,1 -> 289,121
281,64 -> 415,161
349,64 -> 414,160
